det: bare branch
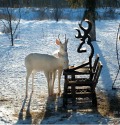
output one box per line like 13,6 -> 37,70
13,7 -> 21,36
112,24 -> 120,89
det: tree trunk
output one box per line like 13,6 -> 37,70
82,0 -> 96,41
90,19 -> 96,41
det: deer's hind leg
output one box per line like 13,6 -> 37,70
51,70 -> 56,94
26,68 -> 32,97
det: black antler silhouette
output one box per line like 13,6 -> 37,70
73,19 -> 94,74
75,19 -> 92,38
75,19 -> 92,53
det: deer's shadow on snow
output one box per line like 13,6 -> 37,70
16,92 -> 33,124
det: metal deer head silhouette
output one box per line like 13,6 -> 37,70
75,19 -> 92,53
75,19 -> 94,69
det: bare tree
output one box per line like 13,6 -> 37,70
52,0 -> 62,21
1,2 -> 21,46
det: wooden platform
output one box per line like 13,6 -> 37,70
63,60 -> 103,108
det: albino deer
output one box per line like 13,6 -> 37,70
52,34 -> 68,94
25,52 -> 69,97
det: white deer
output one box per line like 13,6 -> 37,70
25,52 -> 69,97
52,34 -> 68,94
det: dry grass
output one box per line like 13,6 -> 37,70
97,90 -> 120,117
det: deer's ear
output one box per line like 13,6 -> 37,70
56,39 -> 61,45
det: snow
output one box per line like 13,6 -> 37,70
0,8 -> 120,124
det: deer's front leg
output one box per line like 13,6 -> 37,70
51,70 -> 56,94
44,71 -> 51,96
58,68 -> 63,94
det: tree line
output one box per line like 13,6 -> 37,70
0,0 -> 119,46
0,0 -> 120,8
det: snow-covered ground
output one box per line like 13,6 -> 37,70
0,8 -> 120,124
